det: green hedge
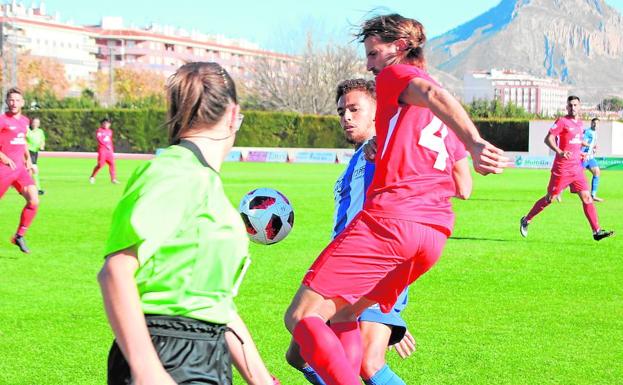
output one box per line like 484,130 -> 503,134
474,119 -> 529,151
32,109 -> 527,152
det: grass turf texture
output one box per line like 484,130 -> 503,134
0,158 -> 621,385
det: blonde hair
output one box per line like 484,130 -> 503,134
166,62 -> 237,145
357,14 -> 426,69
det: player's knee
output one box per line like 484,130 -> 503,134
360,348 -> 386,379
284,306 -> 303,334
594,168 -> 601,177
578,191 -> 592,204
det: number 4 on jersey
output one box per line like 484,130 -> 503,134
418,116 -> 449,171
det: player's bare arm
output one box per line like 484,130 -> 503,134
0,150 -> 16,170
227,313 -> 278,385
363,136 -> 377,161
452,158 -> 472,200
399,77 -> 508,175
98,248 -> 177,385
24,147 -> 33,171
544,132 -> 569,159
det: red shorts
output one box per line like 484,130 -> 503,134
547,170 -> 589,196
98,150 -> 115,164
0,165 -> 34,198
302,210 -> 448,313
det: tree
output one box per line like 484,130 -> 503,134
464,99 -> 535,119
17,55 -> 70,98
597,97 -> 623,112
94,68 -> 166,108
250,33 -> 365,115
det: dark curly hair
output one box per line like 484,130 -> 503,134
335,79 -> 376,104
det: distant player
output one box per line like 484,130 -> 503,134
26,117 -> 46,195
0,87 -> 39,253
581,118 -> 603,202
520,96 -> 613,241
284,14 -> 506,385
90,118 -> 119,184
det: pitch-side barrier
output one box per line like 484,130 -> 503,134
39,150 -> 623,169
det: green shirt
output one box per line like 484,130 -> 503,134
104,141 -> 250,325
26,127 -> 45,153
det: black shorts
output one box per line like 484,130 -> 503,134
29,151 -> 38,164
107,315 -> 231,385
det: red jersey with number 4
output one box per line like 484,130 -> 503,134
365,64 -> 467,236
0,113 -> 30,165
549,117 -> 584,175
96,127 -> 114,153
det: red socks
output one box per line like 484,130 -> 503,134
293,317 -> 360,385
17,203 -> 38,236
582,202 -> 600,232
526,196 -> 551,221
330,321 -> 362,373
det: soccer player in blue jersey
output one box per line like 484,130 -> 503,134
285,78 -> 472,385
581,118 -> 603,202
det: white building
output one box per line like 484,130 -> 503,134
92,17 -> 296,83
1,1 -> 99,86
463,69 -> 569,116
0,2 -> 296,98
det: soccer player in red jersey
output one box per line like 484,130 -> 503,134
90,117 -> 119,184
284,14 -> 508,385
520,96 -> 613,241
0,87 -> 39,253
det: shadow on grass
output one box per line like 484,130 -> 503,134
0,254 -> 19,260
450,236 -> 593,247
450,236 -> 511,242
469,198 -> 532,203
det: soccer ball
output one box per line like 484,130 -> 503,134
238,188 -> 294,245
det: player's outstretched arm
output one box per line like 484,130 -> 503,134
452,158 -> 472,200
400,78 -> 508,175
98,248 -> 177,385
226,313 -> 279,385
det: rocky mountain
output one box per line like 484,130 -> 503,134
427,0 -> 623,102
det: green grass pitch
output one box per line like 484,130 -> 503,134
0,158 -> 621,385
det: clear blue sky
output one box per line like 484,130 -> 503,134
45,0 -> 623,52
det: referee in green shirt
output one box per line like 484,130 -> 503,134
26,117 -> 45,195
98,62 -> 275,385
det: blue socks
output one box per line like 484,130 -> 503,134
591,176 -> 600,197
363,365 -> 406,385
300,362 -> 406,385
300,365 -> 327,385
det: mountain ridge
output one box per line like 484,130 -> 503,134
427,0 -> 623,102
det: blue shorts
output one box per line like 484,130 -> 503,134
582,158 -> 599,170
358,287 -> 408,345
